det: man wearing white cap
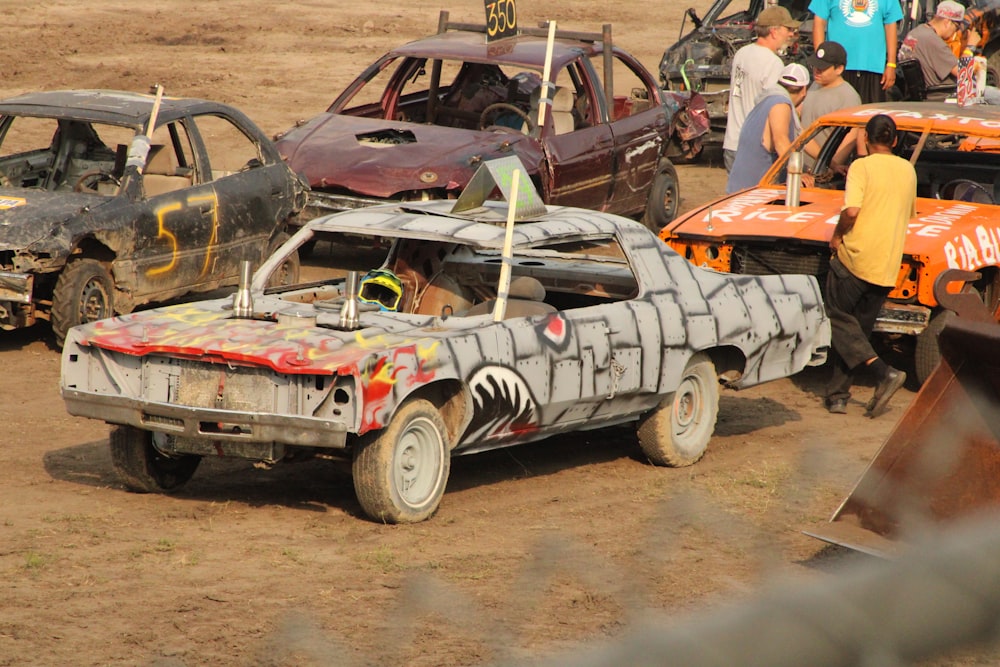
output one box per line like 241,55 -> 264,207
727,63 -> 811,193
898,0 -> 1000,103
722,5 -> 801,173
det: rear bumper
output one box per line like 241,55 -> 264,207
62,388 -> 349,448
875,303 -> 931,336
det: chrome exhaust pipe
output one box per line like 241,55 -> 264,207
339,271 -> 360,330
232,260 -> 254,318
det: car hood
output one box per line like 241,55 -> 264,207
0,188 -> 107,249
72,300 -> 463,376
665,186 -> 1000,267
276,114 -> 544,197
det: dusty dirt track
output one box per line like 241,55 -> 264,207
3,2 -> 990,666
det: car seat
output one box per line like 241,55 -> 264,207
523,86 -> 575,135
143,144 -> 192,196
462,276 -> 557,319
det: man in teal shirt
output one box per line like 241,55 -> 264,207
809,0 -> 903,103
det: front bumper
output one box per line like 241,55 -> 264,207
0,271 -> 36,330
0,270 -> 32,303
62,388 -> 350,448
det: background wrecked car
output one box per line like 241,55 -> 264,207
275,11 -> 707,232
61,160 -> 829,524
659,0 -> 1000,146
0,88 -> 306,346
660,102 -> 1000,384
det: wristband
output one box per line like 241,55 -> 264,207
886,62 -> 896,68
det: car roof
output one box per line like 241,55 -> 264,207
309,199 -> 628,249
0,90 -> 232,128
387,30 -> 600,71
816,102 -> 1000,137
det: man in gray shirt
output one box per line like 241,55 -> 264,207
898,0 -> 1000,103
801,41 -> 861,164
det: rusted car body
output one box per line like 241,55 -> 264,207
60,161 -> 828,523
659,102 -> 1000,384
275,12 -> 705,230
0,90 -> 306,345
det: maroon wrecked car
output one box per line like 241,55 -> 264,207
274,11 -> 707,232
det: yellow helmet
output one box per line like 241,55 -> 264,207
358,268 -> 403,311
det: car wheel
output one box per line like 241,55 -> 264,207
352,399 -> 451,523
643,160 -> 680,231
636,353 -> 718,466
51,258 -> 115,348
109,426 -> 201,493
264,232 -> 300,287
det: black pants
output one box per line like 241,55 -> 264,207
844,70 -> 886,105
825,257 -> 891,401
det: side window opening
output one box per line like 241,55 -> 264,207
190,114 -> 261,181
0,116 -> 132,192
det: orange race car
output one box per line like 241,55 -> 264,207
660,102 -> 1000,384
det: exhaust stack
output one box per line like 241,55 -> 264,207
338,271 -> 360,330
785,151 -> 803,208
232,260 -> 254,318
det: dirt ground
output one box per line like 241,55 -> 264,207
2,2 -> 983,665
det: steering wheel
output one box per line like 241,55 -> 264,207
479,103 -> 534,133
939,178 -> 995,204
74,169 -> 121,194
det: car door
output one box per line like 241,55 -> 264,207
130,120 -> 223,299
186,113 -> 293,276
600,51 -> 669,216
538,63 -> 616,211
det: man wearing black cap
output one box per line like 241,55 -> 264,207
801,40 -> 861,161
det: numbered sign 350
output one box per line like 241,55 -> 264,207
484,0 -> 517,41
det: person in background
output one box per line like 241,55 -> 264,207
800,41 -> 862,165
898,0 -> 1000,103
824,114 -> 915,417
809,0 -> 902,104
722,5 -> 801,173
726,63 -> 810,194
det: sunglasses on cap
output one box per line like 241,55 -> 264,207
358,269 -> 403,311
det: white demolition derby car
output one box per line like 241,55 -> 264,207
61,160 -> 830,523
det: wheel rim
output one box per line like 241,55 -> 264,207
80,275 -> 111,323
661,175 -> 678,220
671,371 -> 709,456
393,416 -> 445,509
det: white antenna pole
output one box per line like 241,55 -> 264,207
493,169 -> 521,322
536,21 -> 557,130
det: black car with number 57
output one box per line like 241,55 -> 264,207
0,89 -> 307,346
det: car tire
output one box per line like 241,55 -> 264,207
352,399 -> 451,523
643,160 -> 680,231
51,258 -> 115,348
264,232 -> 300,287
109,426 -> 201,493
636,353 -> 718,467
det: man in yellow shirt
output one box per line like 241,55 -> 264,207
825,114 -> 916,417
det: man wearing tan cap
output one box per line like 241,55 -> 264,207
722,5 -> 800,173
